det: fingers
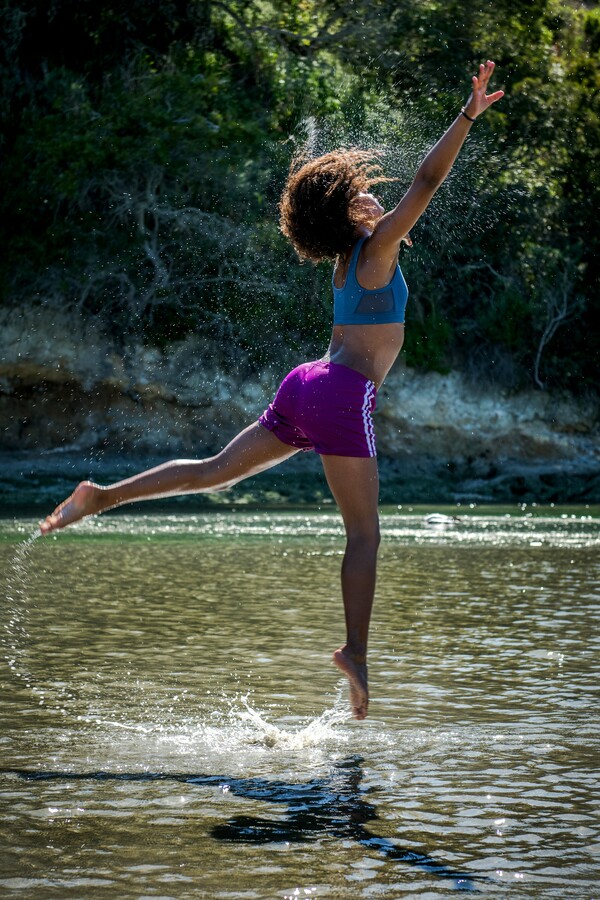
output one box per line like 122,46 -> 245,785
471,60 -> 503,110
474,60 -> 495,88
481,60 -> 495,82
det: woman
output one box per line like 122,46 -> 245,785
40,62 -> 504,720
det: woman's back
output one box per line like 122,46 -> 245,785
327,322 -> 405,389
328,237 -> 406,387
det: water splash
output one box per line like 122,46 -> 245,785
77,688 -> 351,759
299,115 -> 318,160
3,530 -> 41,698
283,78 -> 507,270
2,529 -> 79,713
236,689 -> 351,750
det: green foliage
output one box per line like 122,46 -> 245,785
1,0 -> 599,391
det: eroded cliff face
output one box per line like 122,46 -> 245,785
2,306 -> 599,501
1,306 -> 277,455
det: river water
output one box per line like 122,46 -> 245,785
1,506 -> 599,899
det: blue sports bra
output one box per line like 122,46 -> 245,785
332,237 -> 408,325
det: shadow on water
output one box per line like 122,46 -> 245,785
4,756 -> 487,892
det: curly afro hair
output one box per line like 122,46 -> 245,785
279,148 -> 391,263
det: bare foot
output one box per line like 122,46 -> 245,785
39,481 -> 102,535
333,646 -> 369,720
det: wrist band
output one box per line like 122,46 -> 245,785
461,107 -> 476,123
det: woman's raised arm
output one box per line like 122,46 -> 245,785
370,61 -> 504,257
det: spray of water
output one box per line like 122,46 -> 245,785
75,686 -> 351,758
3,531 -> 43,702
284,86 -> 506,272
236,689 -> 351,750
4,530 -> 83,718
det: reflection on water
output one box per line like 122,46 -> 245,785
1,507 -> 599,898
5,757 -> 480,892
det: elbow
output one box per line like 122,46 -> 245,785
415,169 -> 444,191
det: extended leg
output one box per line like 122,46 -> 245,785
320,454 -> 380,720
40,422 -> 298,534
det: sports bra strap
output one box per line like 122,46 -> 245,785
346,237 -> 366,288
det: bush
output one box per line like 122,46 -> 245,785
1,0 -> 598,391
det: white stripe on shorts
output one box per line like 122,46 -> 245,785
361,381 -> 376,457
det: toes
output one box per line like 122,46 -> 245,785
40,508 -> 63,535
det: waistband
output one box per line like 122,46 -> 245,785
310,359 -> 376,389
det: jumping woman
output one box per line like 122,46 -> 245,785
40,62 -> 504,720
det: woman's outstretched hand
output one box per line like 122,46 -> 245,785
464,60 -> 504,119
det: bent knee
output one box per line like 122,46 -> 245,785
346,523 -> 380,552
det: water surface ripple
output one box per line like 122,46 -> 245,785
1,508 -> 599,898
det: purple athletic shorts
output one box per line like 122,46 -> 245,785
258,360 -> 376,457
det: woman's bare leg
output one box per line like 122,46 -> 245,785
40,423 -> 298,534
320,455 -> 380,720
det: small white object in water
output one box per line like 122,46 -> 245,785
424,513 -> 461,529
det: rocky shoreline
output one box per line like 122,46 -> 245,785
2,306 -> 599,507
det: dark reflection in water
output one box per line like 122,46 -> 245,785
4,757 -> 483,892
